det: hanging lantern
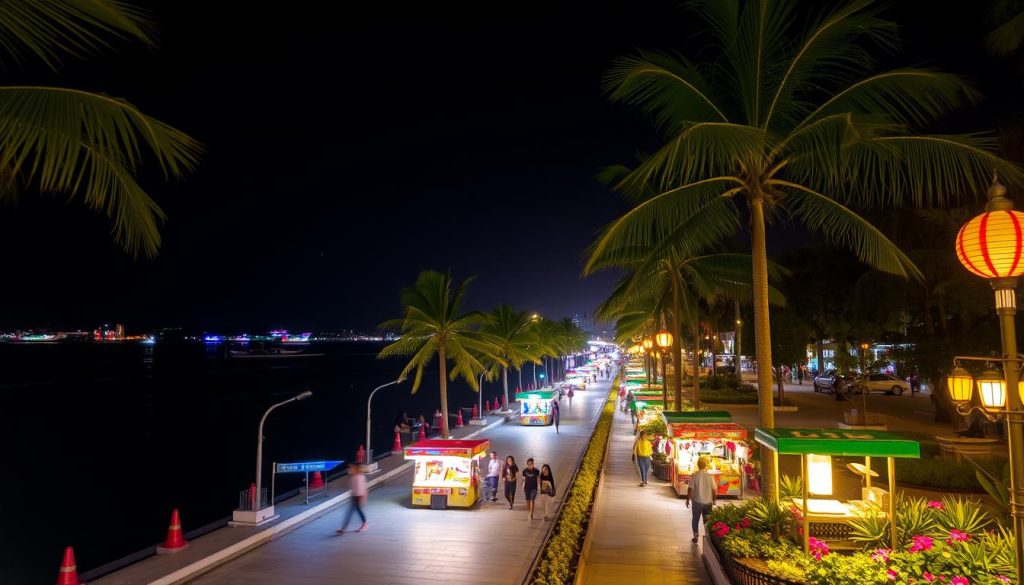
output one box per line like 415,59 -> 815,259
642,338 -> 653,351
977,367 -> 1007,409
655,329 -> 673,349
955,208 -> 1024,279
807,454 -> 833,496
946,366 -> 975,405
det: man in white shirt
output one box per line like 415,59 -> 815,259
685,457 -> 717,543
485,451 -> 501,502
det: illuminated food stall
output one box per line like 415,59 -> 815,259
662,411 -> 746,497
754,428 -> 921,552
634,398 -> 665,423
404,439 -> 490,509
515,391 -> 556,425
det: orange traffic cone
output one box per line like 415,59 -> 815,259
472,404 -> 479,418
157,509 -> 188,553
391,431 -> 403,452
309,472 -> 324,490
56,546 -> 81,585
456,409 -> 464,428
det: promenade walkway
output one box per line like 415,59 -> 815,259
179,375 -> 613,585
580,398 -> 712,585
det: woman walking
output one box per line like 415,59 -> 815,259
522,458 -> 540,519
503,455 -> 519,510
336,464 -> 368,533
552,398 -> 560,434
539,464 -> 556,520
567,386 -> 574,407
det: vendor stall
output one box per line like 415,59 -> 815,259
404,439 -> 490,508
515,391 -> 556,425
662,411 -> 748,498
754,428 -> 921,552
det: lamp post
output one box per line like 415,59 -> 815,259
950,175 -> 1024,585
233,389 -> 312,526
655,329 -> 673,409
643,337 -> 654,389
365,379 -> 403,473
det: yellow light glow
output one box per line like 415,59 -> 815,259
655,329 -> 673,349
807,454 -> 832,495
642,338 -> 653,351
977,369 -> 1007,409
955,209 -> 1024,278
946,367 -> 974,404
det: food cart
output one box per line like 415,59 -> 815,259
662,411 -> 746,497
634,398 -> 665,423
754,428 -> 921,552
515,391 -> 556,425
404,439 -> 490,509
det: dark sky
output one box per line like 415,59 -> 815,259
0,1 -> 1019,332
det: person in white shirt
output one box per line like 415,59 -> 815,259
686,457 -> 717,543
485,451 -> 501,502
337,464 -> 368,533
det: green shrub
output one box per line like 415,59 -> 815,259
638,416 -> 667,438
805,553 -> 889,585
779,474 -> 803,500
895,457 -> 1007,491
765,558 -> 808,582
932,496 -> 992,534
747,497 -> 797,541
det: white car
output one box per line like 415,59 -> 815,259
852,373 -> 911,396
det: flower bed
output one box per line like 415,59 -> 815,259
706,496 -> 1016,585
528,386 -> 617,585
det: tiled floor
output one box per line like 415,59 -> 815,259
581,402 -> 712,585
189,376 -> 614,585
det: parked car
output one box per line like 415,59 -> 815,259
812,370 -> 840,393
851,373 -> 910,396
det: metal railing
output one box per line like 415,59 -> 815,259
236,487 -> 270,511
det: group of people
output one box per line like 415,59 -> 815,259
777,363 -> 808,384
484,451 -> 558,520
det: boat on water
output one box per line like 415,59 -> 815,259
228,346 -> 323,359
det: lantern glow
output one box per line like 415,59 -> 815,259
977,368 -> 1007,409
807,454 -> 833,495
655,329 -> 673,349
955,209 -> 1024,279
946,367 -> 975,404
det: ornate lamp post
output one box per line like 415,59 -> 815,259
643,337 -> 654,389
655,329 -> 673,409
950,175 -> 1024,584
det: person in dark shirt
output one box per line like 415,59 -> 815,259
522,458 -> 541,520
502,456 -> 519,510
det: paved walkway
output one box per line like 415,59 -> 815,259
186,376 -> 614,585
581,398 -> 712,585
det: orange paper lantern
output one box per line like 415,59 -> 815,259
956,209 -> 1024,278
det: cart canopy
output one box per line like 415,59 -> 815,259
754,428 -> 920,458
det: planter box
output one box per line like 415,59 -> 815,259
653,461 -> 671,481
709,536 -> 806,585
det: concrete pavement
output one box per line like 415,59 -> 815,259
185,376 -> 613,585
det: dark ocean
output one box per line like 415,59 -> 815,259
0,341 -> 524,584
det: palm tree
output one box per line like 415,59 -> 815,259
378,271 -> 501,439
1,1 -> 201,257
985,0 -> 1024,55
481,305 -> 542,408
596,0 -> 1022,498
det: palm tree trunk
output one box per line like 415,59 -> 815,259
439,345 -> 450,439
735,300 -> 742,375
751,196 -> 778,501
518,367 -> 522,392
692,318 -> 701,409
503,366 -> 509,410
671,291 -> 683,410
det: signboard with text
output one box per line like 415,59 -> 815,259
275,460 -> 343,473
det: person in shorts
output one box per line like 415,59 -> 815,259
522,458 -> 540,520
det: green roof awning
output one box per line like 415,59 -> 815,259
515,391 -> 555,401
661,411 -> 733,424
635,399 -> 664,408
754,428 -> 921,458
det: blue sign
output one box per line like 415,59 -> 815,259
275,460 -> 343,473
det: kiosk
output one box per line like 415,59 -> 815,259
516,391 -> 556,425
404,439 -> 490,508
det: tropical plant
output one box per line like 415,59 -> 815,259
747,496 -> 797,541
976,463 -> 1011,519
848,502 -> 891,547
779,474 -> 804,500
378,270 -> 502,439
595,0 -> 1023,498
931,496 -> 993,534
985,0 -> 1024,55
0,0 -> 202,257
481,305 -> 543,407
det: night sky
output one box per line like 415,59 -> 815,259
0,1 -> 1020,332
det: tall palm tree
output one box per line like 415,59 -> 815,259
596,0 -> 1022,498
1,1 -> 201,257
481,305 -> 542,408
378,271 -> 501,439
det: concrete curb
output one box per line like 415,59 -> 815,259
148,415 -> 510,585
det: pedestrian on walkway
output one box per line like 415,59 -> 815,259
567,386 -> 574,407
552,398 -> 560,434
618,386 -> 627,414
503,456 -> 519,510
523,458 -> 540,520
797,364 -> 804,385
539,464 -> 556,520
686,457 -> 717,543
632,430 -> 653,486
627,391 -> 638,433
418,414 -> 430,437
336,464 -> 368,534
433,408 -> 443,432
485,451 -> 501,502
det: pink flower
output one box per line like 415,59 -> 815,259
950,577 -> 969,585
808,537 -> 830,560
947,529 -> 971,544
996,577 -> 1010,584
871,548 -> 891,563
887,569 -> 899,581
741,517 -> 751,528
922,573 -> 935,583
910,535 -> 934,552
711,521 -> 730,538
927,500 -> 944,510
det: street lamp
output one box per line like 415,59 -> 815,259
655,329 -> 673,409
950,174 -> 1024,585
642,337 -> 654,389
234,389 -> 313,526
365,379 -> 404,472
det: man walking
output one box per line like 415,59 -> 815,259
337,464 -> 368,534
686,457 -> 717,543
485,451 -> 501,502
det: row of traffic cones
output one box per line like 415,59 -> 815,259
56,510 -> 187,584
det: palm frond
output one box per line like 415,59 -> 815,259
985,4 -> 1024,55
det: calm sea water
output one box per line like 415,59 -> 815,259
0,341 -> 514,584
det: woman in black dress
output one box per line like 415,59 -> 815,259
539,464 -> 556,520
502,456 -> 519,510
